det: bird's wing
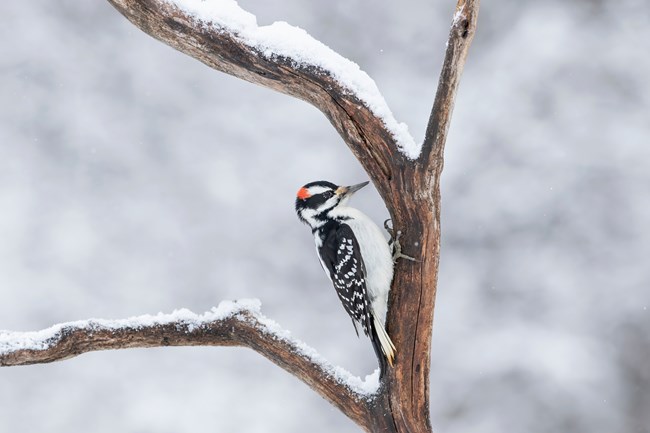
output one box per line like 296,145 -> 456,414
325,223 -> 374,337
319,223 -> 396,370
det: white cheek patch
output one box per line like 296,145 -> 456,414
307,186 -> 331,195
300,208 -> 317,223
315,197 -> 339,214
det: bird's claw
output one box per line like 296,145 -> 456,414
384,219 -> 395,238
384,219 -> 419,263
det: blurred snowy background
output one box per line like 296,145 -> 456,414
1,0 -> 649,432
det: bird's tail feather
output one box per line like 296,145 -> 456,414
370,315 -> 396,374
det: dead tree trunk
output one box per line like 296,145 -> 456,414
0,1 -> 479,432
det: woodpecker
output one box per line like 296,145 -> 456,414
295,180 -> 396,371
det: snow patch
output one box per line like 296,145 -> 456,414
0,299 -> 260,353
167,0 -> 420,159
453,4 -> 466,25
247,311 -> 380,396
0,298 -> 379,397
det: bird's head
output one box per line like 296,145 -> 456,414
295,180 -> 369,228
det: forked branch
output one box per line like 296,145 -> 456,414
2,0 -> 481,432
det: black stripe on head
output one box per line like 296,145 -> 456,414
295,180 -> 342,226
303,180 -> 338,190
295,181 -> 338,211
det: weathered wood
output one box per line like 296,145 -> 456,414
0,310 -> 375,431
2,0 -> 480,432
382,3 -> 480,432
106,0 -> 403,191
422,0 -> 480,165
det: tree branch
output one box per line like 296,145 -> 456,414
421,0 -> 480,166
380,3 -> 480,432
3,2 -> 481,431
0,299 -> 376,430
106,0 -> 421,193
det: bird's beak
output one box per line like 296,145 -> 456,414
336,181 -> 370,197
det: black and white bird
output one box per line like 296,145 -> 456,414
295,180 -> 396,371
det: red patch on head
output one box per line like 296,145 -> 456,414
297,187 -> 311,200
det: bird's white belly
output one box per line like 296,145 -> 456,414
340,210 -> 394,321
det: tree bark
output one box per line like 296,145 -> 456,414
1,1 -> 480,432
0,305 -> 376,430
384,3 -> 481,431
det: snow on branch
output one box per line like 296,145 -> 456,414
167,0 -> 418,158
106,0 -> 416,186
1,299 -> 378,426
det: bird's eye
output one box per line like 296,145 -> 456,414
323,191 -> 334,199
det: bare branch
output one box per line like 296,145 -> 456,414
421,0 -> 480,166
0,300 -> 375,430
378,4 -> 480,432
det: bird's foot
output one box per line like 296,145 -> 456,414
384,219 -> 418,263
